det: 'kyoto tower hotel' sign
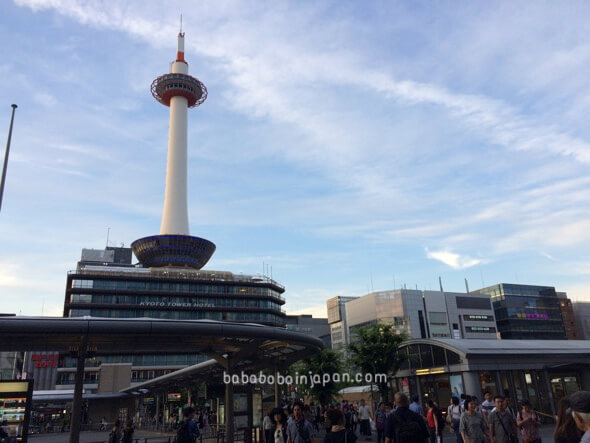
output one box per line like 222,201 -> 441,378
132,29 -> 215,269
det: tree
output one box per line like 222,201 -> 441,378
347,323 -> 408,402
290,348 -> 344,406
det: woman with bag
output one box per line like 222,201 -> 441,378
516,400 -> 541,443
459,400 -> 488,443
447,397 -> 463,443
272,408 -> 288,443
426,400 -> 442,443
324,409 -> 357,443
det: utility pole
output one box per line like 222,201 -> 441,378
0,104 -> 18,212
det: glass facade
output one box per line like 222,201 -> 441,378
59,268 -> 288,388
66,272 -> 286,327
474,283 -> 566,339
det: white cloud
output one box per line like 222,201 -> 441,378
425,248 -> 481,270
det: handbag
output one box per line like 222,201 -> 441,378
496,412 -> 517,443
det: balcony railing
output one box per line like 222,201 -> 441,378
69,268 -> 285,292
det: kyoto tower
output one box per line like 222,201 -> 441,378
132,29 -> 216,269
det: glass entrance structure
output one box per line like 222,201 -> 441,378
393,339 -> 590,418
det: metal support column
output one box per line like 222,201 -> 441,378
156,394 -> 160,429
415,376 -> 423,408
507,370 -> 518,403
246,384 -> 253,443
495,371 -> 504,396
274,368 -> 280,406
542,368 -> 556,418
225,357 -> 235,443
69,334 -> 88,443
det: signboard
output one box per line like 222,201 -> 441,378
450,374 -> 464,398
517,313 -> 549,320
31,353 -> 58,369
167,393 -> 181,402
0,380 -> 33,442
463,314 -> 494,321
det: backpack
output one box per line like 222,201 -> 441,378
176,420 -> 194,443
393,412 -> 426,443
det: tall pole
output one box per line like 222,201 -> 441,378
69,334 -> 88,443
0,104 -> 17,213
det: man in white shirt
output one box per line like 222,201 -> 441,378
358,399 -> 372,439
481,392 -> 494,420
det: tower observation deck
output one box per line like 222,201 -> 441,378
132,31 -> 215,269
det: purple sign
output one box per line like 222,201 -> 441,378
525,313 -> 549,319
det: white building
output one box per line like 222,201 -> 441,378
326,289 -> 498,349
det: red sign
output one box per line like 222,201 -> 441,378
32,353 -> 58,369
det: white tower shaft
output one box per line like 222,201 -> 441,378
160,34 -> 191,235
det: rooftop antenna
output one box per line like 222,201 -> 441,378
439,276 -> 444,292
106,227 -> 111,248
370,272 -> 374,292
180,14 -> 183,35
464,278 -> 470,293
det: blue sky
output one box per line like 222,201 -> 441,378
1,1 -> 590,317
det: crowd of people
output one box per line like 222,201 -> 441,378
94,389 -> 590,443
257,389 -> 590,443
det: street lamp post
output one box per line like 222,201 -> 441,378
0,104 -> 18,212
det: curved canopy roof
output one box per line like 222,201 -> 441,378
402,338 -> 590,358
0,317 -> 323,371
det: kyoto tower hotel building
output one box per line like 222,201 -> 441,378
60,32 -> 286,389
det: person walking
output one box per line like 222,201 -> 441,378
177,407 -> 200,443
459,399 -> 488,443
409,396 -> 424,416
447,397 -> 463,443
358,399 -> 372,439
273,407 -> 288,443
570,390 -> 590,443
324,409 -> 357,443
287,401 -> 316,443
121,419 -> 134,443
426,400 -> 441,443
515,400 -> 540,443
554,397 -> 581,443
108,419 -> 122,443
375,402 -> 387,443
264,409 -> 277,443
487,396 -> 517,443
480,393 -> 494,422
384,392 -> 428,443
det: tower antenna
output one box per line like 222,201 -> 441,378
180,14 -> 183,35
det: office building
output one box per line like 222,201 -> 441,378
326,296 -> 358,349
573,302 -> 590,340
557,292 -> 579,340
286,315 -> 331,348
58,247 -> 286,390
330,289 -> 497,349
473,283 -> 567,339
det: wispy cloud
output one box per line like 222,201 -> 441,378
425,248 -> 481,270
3,0 -> 590,314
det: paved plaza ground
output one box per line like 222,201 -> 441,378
28,423 -> 557,443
